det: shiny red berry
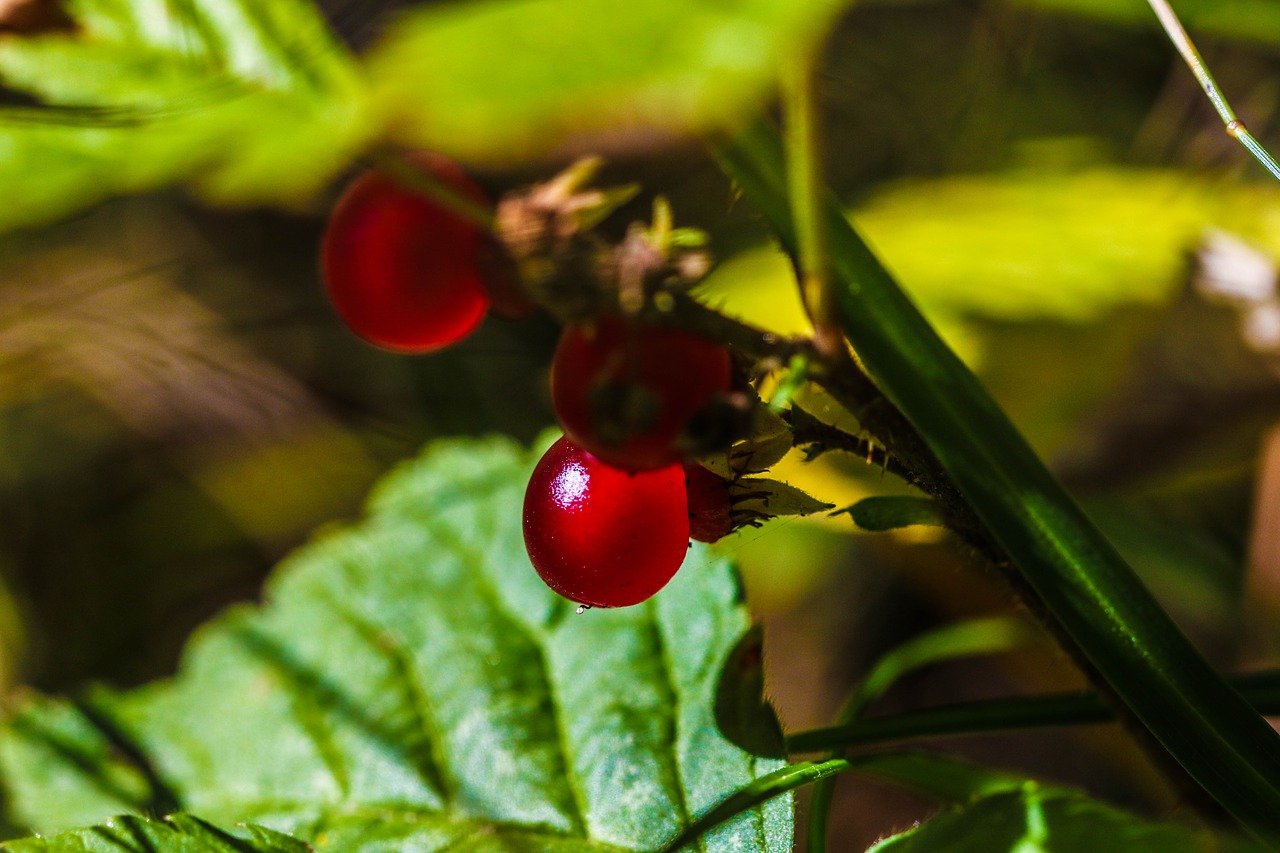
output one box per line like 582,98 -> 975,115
321,153 -> 492,353
684,463 -> 732,543
550,314 -> 733,471
523,436 -> 690,608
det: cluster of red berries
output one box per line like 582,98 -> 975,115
321,154 -> 738,610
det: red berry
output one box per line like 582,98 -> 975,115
550,314 -> 733,471
685,463 -> 732,543
524,436 -> 690,608
321,153 -> 492,353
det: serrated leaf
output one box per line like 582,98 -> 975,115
367,0 -> 845,166
867,785 -> 1265,853
1,813 -> 310,853
0,0 -> 371,234
835,495 -> 944,532
0,435 -> 791,851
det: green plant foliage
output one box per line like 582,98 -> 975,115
0,0 -> 371,234
836,495 -> 944,531
867,784 -> 1264,853
1,813 -> 310,853
715,117 -> 1280,842
1011,0 -> 1280,45
366,0 -> 845,166
0,435 -> 791,852
703,168 -> 1280,329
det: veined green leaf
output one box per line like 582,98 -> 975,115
0,434 -> 791,851
0,0 -> 372,234
1,813 -> 310,852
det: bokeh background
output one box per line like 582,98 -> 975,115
3,0 -> 1280,848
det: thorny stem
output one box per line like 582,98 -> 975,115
787,405 -> 918,485
1147,0 -> 1280,181
647,291 -> 1003,563
787,669 -> 1280,754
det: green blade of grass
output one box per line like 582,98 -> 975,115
662,751 -> 1035,853
788,670 -> 1280,754
658,760 -> 850,853
711,117 -> 1280,844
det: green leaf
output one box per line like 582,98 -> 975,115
0,435 -> 791,851
848,752 -> 1030,805
1,813 -> 309,852
868,784 -> 1266,853
713,118 -> 1280,843
701,169 -> 1280,330
808,619 -> 1037,852
659,760 -> 848,853
660,751 -> 1042,853
366,0 -> 845,166
0,0 -> 371,234
836,495 -> 944,531
1009,0 -> 1280,46
786,671 -> 1280,756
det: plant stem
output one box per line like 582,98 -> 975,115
783,54 -> 842,357
1146,0 -> 1280,181
806,618 -> 1035,851
787,669 -> 1280,754
712,117 -> 1280,844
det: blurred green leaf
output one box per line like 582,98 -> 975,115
0,0 -> 371,233
367,0 -> 845,166
0,435 -> 791,851
837,495 -> 944,531
868,784 -> 1265,852
1,813 -> 309,852
1012,0 -> 1280,45
808,619 -> 1037,851
704,168 -> 1280,330
849,751 -> 1031,804
846,617 -> 1039,720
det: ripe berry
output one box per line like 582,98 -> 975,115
551,314 -> 733,471
524,436 -> 690,608
685,463 -> 732,543
321,153 -> 492,353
